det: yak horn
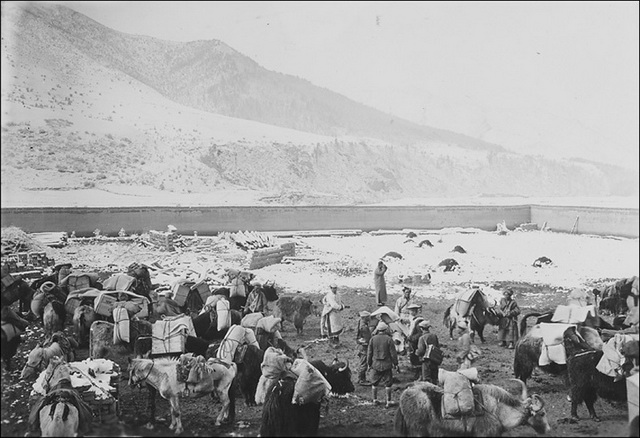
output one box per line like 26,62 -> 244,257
338,358 -> 349,372
510,378 -> 528,401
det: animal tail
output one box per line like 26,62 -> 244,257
443,306 -> 451,327
519,312 -> 545,337
393,404 -> 409,437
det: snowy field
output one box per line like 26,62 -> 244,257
250,228 -> 639,304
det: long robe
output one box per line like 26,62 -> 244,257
374,263 -> 388,304
320,291 -> 344,337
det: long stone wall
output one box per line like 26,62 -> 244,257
530,205 -> 639,238
1,204 -> 637,238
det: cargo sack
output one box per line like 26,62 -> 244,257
255,374 -> 275,406
442,372 -> 475,418
216,299 -> 231,331
424,344 -> 443,365
217,325 -> 246,362
261,346 -> 291,379
256,315 -> 282,334
103,274 -> 136,292
291,358 -> 331,405
241,312 -> 265,329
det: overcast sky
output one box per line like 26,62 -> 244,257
55,1 -> 639,167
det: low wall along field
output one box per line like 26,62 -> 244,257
1,204 -> 638,238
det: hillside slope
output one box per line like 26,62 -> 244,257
1,2 -> 637,206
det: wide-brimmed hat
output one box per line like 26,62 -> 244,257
329,283 -> 338,289
407,304 -> 422,310
359,311 -> 371,318
374,321 -> 389,333
419,320 -> 432,329
504,289 -> 514,297
402,286 -> 412,292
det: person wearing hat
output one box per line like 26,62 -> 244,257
321,283 -> 346,344
155,288 -> 182,318
356,310 -> 373,385
498,288 -> 520,349
415,320 -> 441,383
374,260 -> 388,306
394,286 -> 417,325
367,321 -> 399,408
454,319 -> 481,370
243,280 -> 268,316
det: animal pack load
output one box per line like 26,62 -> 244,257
102,274 -> 136,292
290,358 -> 331,405
216,324 -> 258,362
537,322 -> 575,366
151,314 -> 196,355
255,347 -> 292,405
171,279 -> 211,312
441,371 -> 477,418
60,272 -> 101,293
628,372 -> 639,424
551,305 -> 597,324
31,358 -> 120,424
454,288 -> 489,318
94,290 -> 150,319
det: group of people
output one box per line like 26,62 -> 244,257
345,259 -> 523,407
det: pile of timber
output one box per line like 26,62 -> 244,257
226,231 -> 276,250
270,229 -> 362,238
29,232 -> 68,248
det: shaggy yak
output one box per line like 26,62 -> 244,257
564,333 -> 638,422
394,379 -> 551,436
514,324 -> 603,384
273,296 -> 319,335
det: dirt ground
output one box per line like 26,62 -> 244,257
0,240 -> 635,437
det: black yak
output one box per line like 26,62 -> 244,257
438,258 -> 459,272
309,358 -> 355,395
565,334 -> 637,422
260,374 -> 321,437
394,379 -> 551,436
418,239 -> 434,248
514,324 -> 603,384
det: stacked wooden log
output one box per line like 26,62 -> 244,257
228,230 -> 276,250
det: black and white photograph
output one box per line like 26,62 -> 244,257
1,1 -> 638,437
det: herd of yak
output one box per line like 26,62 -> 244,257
1,261 -> 638,437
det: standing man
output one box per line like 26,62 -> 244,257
321,283 -> 346,344
394,286 -> 416,326
374,260 -> 388,306
356,310 -> 373,385
367,321 -> 399,408
498,288 -> 520,349
415,321 -> 441,383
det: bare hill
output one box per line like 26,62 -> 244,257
1,2 -> 637,206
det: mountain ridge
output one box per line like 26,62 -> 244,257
1,2 -> 637,206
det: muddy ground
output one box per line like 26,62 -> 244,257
0,241 -> 634,437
